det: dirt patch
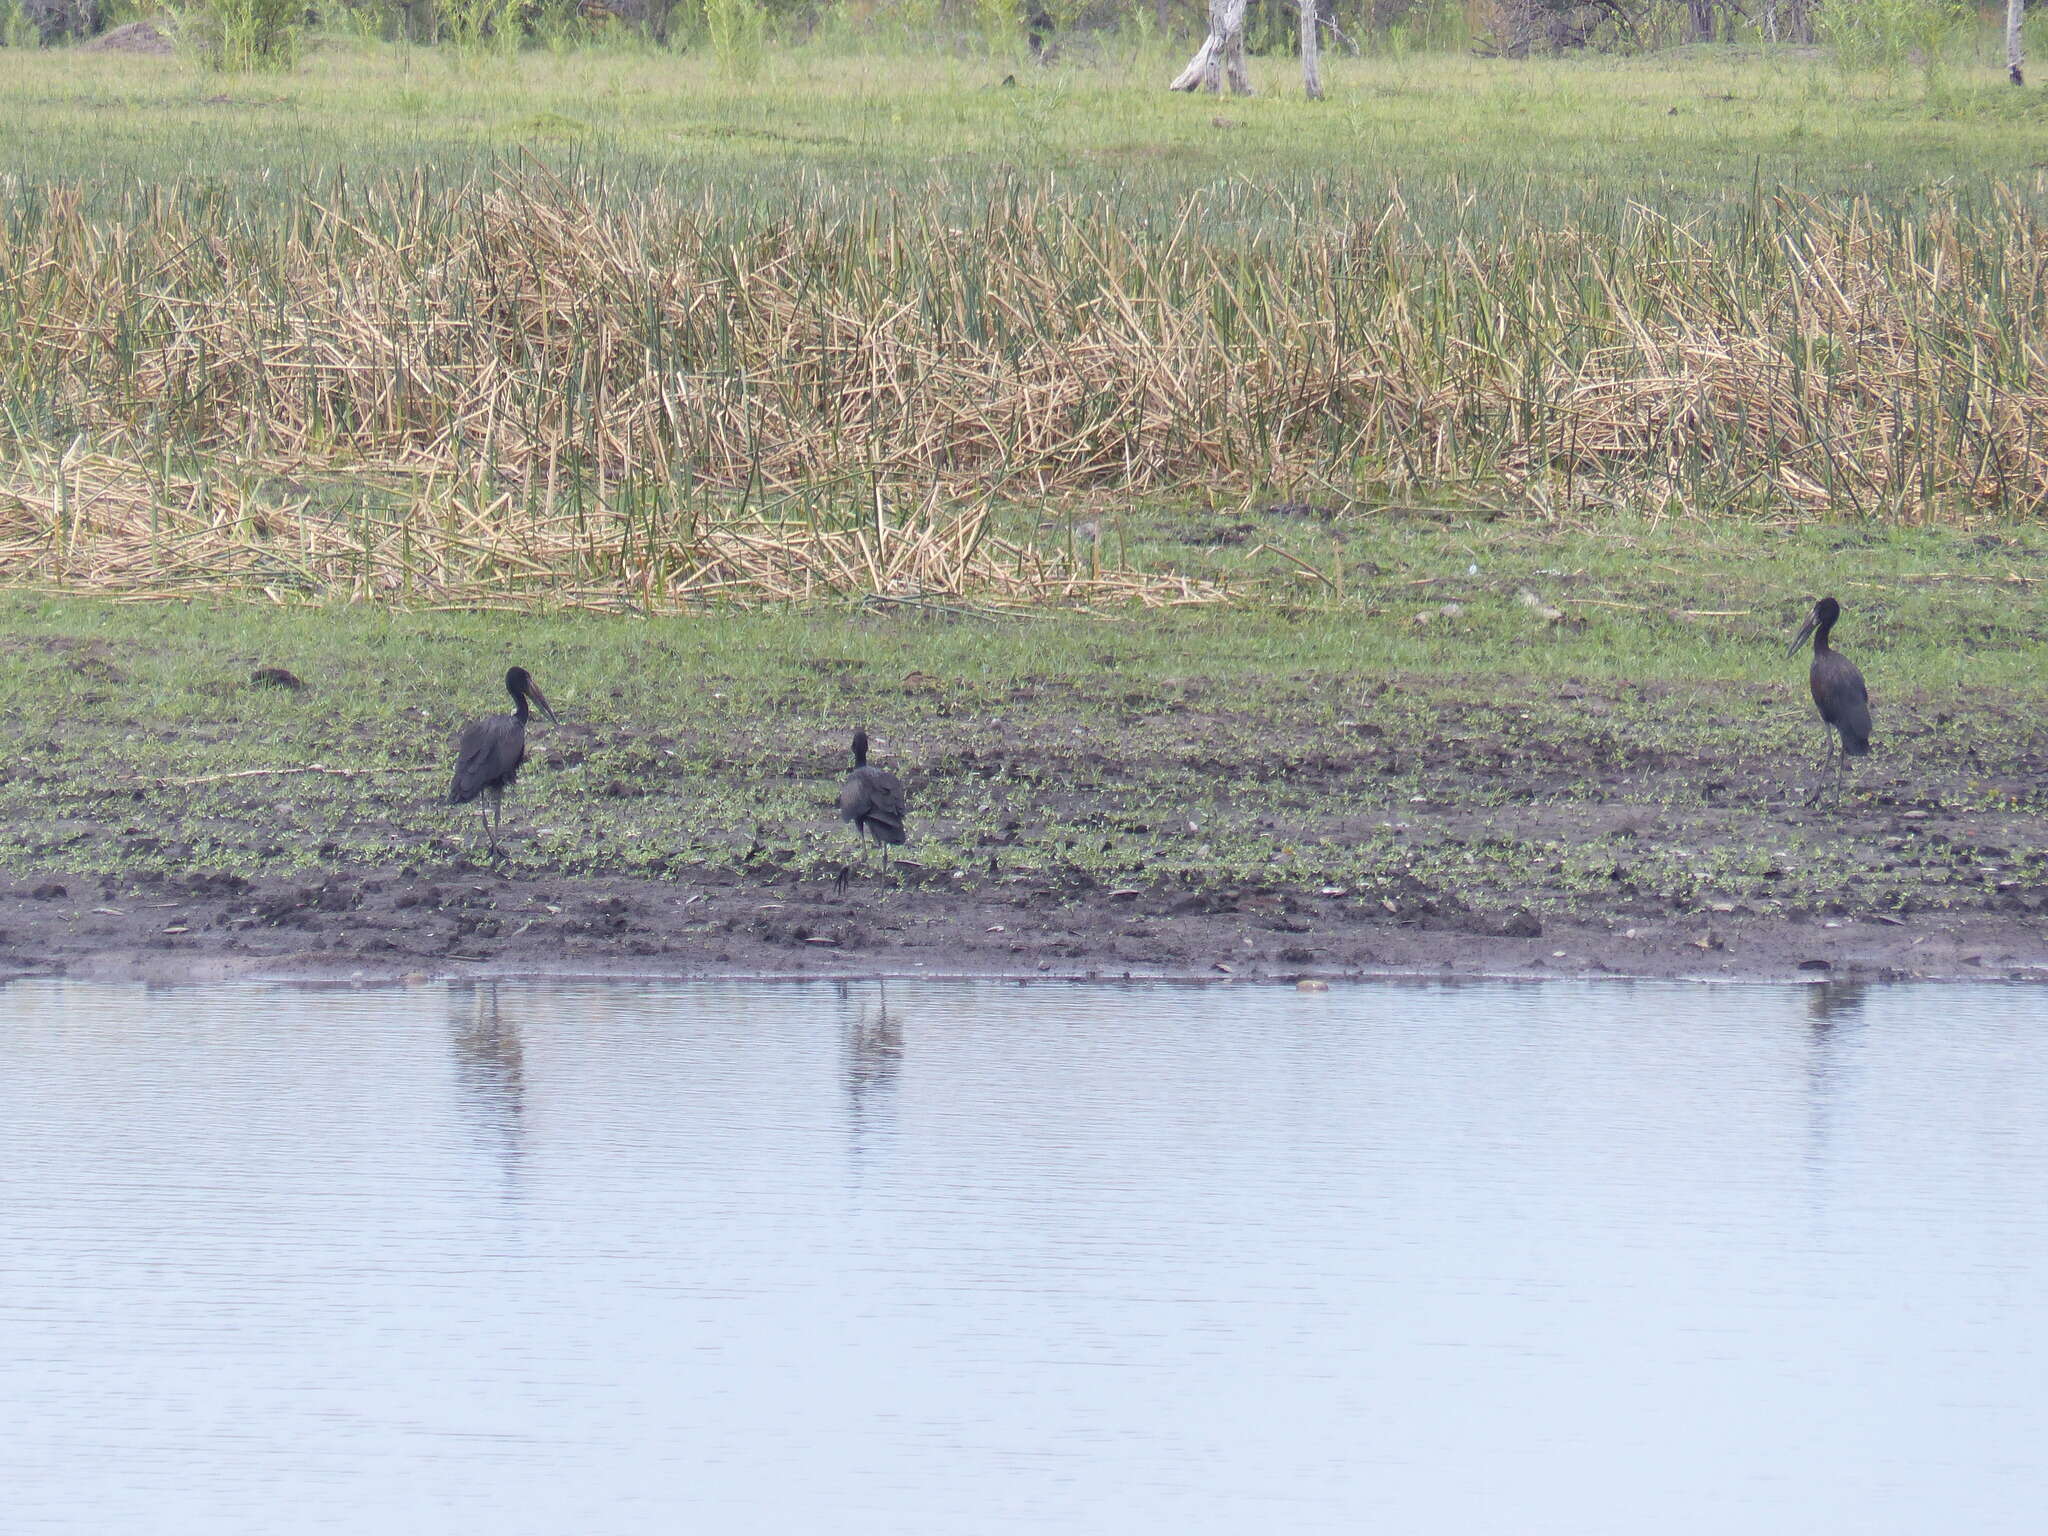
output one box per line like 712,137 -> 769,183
80,20 -> 174,54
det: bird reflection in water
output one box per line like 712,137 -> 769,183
1800,981 -> 1868,1228
840,981 -> 903,1167
1806,981 -> 1868,1031
450,982 -> 528,1191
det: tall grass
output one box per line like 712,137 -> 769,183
703,0 -> 767,78
2,170 -> 2044,526
1817,0 -> 1970,86
438,0 -> 530,53
182,0 -> 303,70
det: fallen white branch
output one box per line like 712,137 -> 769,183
134,763 -> 441,788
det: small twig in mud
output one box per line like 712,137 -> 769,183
132,763 -> 440,788
1246,543 -> 1337,589
860,593 -> 1020,623
1367,504 -> 1511,522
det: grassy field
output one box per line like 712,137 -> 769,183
7,39 -> 2048,217
3,41 -> 2047,960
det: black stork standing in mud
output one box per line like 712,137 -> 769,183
450,666 -> 557,852
836,729 -> 906,892
1788,596 -> 1871,802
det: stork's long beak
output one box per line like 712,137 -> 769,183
526,681 -> 559,724
1786,611 -> 1817,659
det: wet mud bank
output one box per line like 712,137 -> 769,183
7,863 -> 2046,987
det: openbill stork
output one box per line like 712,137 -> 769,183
450,666 -> 557,851
1788,597 -> 1871,802
836,729 -> 906,891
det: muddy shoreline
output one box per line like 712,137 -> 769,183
7,864 -> 2045,988
8,546 -> 2048,995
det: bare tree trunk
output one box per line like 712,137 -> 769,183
1687,0 -> 1716,43
1157,0 -> 1170,34
2009,0 -> 2026,85
1761,0 -> 1778,43
1299,0 -> 1323,99
1224,2 -> 1250,93
1170,0 -> 1252,93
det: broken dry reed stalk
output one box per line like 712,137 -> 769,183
0,171 -> 2044,537
135,763 -> 442,787
0,451 -> 1227,610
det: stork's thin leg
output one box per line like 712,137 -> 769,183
1806,725 -> 1838,807
477,796 -> 492,848
839,825 -> 866,893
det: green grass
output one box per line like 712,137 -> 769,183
6,39 -> 2048,233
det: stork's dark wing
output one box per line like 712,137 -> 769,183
449,713 -> 524,804
858,766 -> 907,843
1813,654 -> 1873,754
839,765 -> 907,841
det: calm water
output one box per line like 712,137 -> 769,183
2,978 -> 2044,1533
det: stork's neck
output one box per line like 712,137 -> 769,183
1811,615 -> 1836,655
510,688 -> 530,723
853,739 -> 868,768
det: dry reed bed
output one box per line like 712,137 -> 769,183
0,448 -> 1225,610
1,172 -> 2046,544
